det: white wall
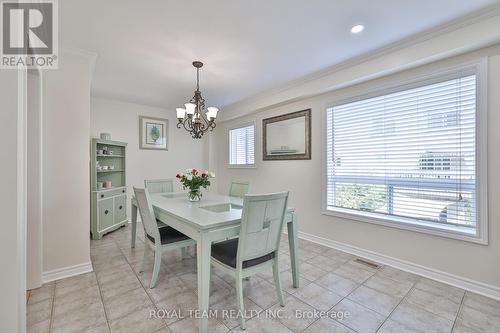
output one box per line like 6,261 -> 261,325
41,50 -> 95,276
212,45 -> 500,293
0,70 -> 26,333
90,97 -> 208,214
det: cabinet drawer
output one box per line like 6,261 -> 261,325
97,187 -> 127,200
98,198 -> 114,230
114,195 -> 127,223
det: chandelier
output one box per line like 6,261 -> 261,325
176,61 -> 219,139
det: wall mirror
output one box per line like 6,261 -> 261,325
263,109 -> 311,160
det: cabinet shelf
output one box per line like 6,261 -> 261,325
97,169 -> 125,173
96,154 -> 125,157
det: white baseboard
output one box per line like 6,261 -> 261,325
296,230 -> 500,301
42,262 -> 93,284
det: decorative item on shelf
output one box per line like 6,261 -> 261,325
175,61 -> 219,139
102,146 -> 109,155
97,149 -> 104,155
176,168 -> 215,202
97,182 -> 104,190
104,181 -> 112,189
109,165 -> 115,170
108,150 -> 114,155
102,166 -> 109,170
100,133 -> 111,140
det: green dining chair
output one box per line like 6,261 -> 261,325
210,192 -> 289,330
229,180 -> 250,198
144,179 -> 174,194
133,187 -> 196,288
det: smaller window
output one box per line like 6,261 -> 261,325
229,124 -> 255,167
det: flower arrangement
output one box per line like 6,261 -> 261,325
176,168 -> 215,201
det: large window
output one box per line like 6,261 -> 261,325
229,124 -> 255,167
325,67 -> 487,242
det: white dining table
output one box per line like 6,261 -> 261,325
130,192 -> 300,333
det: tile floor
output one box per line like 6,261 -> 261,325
27,224 -> 500,333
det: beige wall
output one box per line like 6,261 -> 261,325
212,45 -> 500,289
0,70 -> 25,333
90,97 -> 208,215
42,50 -> 94,273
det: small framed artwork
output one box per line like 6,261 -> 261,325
263,109 -> 311,160
139,116 -> 169,150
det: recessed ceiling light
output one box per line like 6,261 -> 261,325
351,24 -> 364,34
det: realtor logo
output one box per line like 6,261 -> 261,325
1,0 -> 58,69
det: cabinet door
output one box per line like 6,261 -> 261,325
98,198 -> 114,231
114,195 -> 127,223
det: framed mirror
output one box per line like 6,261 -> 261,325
263,109 -> 311,160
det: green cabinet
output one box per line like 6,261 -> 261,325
90,138 -> 128,239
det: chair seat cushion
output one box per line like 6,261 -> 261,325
146,222 -> 191,245
211,238 -> 275,269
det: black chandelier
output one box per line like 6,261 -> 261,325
176,61 -> 219,139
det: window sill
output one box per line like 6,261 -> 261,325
228,164 -> 256,169
322,207 -> 487,245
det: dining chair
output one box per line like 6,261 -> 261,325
133,187 -> 196,288
229,180 -> 250,198
144,179 -> 174,194
210,192 -> 289,330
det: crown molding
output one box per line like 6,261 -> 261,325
219,3 -> 500,122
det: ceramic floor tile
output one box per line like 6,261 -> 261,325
348,285 -> 401,316
303,317 -> 356,333
154,289 -> 199,325
406,287 -> 461,321
55,272 -> 98,297
376,266 -> 420,284
269,295 -> 317,332
324,248 -> 355,261
53,284 -> 102,317
145,275 -> 190,303
363,275 -> 414,298
457,303 -> 500,333
316,272 -> 359,297
210,295 -> 263,329
377,319 -> 421,333
305,254 -> 347,272
298,262 -> 329,281
245,279 -> 282,309
51,301 -> 108,333
99,273 -> 143,301
168,317 -> 229,333
389,300 -> 454,333
231,316 -> 293,333
27,318 -> 50,333
462,292 -> 500,316
27,299 -> 52,327
103,287 -> 154,321
452,322 -> 483,333
414,277 -> 465,304
293,282 -> 343,311
333,262 -> 376,284
108,305 -> 166,333
278,269 -> 312,294
332,298 -> 386,333
28,283 -> 55,305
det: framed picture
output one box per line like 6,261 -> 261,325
263,109 -> 311,160
139,116 -> 168,150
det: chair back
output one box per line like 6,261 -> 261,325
237,192 -> 289,263
229,181 -> 250,198
144,179 -> 174,194
133,187 -> 160,242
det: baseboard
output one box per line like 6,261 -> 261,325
42,262 -> 93,284
296,230 -> 500,301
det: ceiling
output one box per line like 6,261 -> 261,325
60,0 -> 499,110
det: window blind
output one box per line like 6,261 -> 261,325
229,125 -> 255,165
326,74 -> 477,232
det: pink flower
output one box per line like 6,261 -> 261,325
201,173 -> 207,178
176,174 -> 181,178
192,168 -> 197,174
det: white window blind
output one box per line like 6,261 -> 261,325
229,124 -> 255,166
326,74 -> 478,235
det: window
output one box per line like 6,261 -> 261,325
229,124 -> 255,167
324,67 -> 487,243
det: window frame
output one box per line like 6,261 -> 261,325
321,59 -> 488,244
228,122 -> 256,169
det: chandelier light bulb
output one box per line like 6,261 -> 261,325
185,103 -> 196,116
207,107 -> 219,120
176,107 -> 186,119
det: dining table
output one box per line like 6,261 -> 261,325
130,192 -> 300,333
